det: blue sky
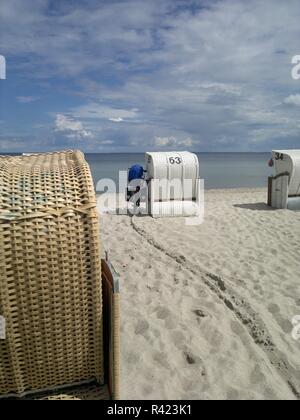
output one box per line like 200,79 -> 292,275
1,0 -> 300,152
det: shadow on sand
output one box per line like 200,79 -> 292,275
234,202 -> 276,211
102,207 -> 150,218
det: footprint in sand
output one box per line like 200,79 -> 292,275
183,351 -> 206,381
250,364 -> 266,385
192,309 -> 208,324
155,306 -> 172,320
184,352 -> 196,365
135,320 -> 149,336
165,317 -> 177,330
153,351 -> 170,370
142,384 -> 154,396
268,303 -> 292,334
226,388 -> 240,400
154,270 -> 161,280
230,320 -> 245,336
126,352 -> 142,364
205,329 -> 224,352
170,330 -> 186,347
268,303 -> 280,314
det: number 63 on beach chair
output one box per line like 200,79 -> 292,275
0,150 -> 120,400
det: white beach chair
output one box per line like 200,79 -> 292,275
268,150 -> 300,209
146,151 -> 201,218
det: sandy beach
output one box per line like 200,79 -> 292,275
99,188 -> 300,400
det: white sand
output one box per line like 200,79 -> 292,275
98,188 -> 300,400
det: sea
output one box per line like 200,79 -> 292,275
1,152 -> 271,191
85,152 -> 271,191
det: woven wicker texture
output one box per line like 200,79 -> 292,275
0,150 -> 103,396
29,384 -> 110,400
35,385 -> 110,400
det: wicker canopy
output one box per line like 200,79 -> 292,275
0,151 -> 103,397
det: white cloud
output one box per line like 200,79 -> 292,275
71,103 -> 139,121
109,117 -> 124,123
284,94 -> 300,106
16,96 -> 39,103
54,114 -> 94,140
154,136 -> 194,148
101,140 -> 114,145
197,83 -> 242,96
2,0 -> 300,151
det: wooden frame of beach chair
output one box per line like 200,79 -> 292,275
102,258 -> 120,401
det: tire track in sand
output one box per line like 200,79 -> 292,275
131,216 -> 300,399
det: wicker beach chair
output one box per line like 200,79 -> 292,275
0,150 -> 120,400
